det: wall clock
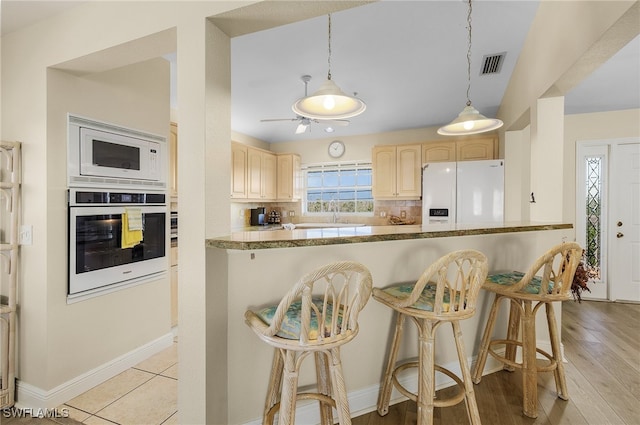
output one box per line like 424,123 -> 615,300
328,140 -> 345,158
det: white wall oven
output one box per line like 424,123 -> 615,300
68,189 -> 167,300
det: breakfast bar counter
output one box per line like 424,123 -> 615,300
205,222 -> 574,424
207,222 -> 572,250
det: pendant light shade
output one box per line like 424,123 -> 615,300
292,14 -> 366,120
437,104 -> 503,136
438,0 -> 502,136
292,78 -> 366,120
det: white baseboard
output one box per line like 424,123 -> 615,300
15,332 -> 174,410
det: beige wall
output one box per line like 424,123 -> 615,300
564,109 -> 640,222
43,58 -> 171,388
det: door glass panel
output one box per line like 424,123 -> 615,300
75,212 -> 165,274
585,156 -> 602,280
93,139 -> 140,170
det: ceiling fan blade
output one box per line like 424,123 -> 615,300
295,123 -> 308,134
314,119 -> 350,127
260,118 -> 298,122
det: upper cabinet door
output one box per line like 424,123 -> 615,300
231,143 -> 248,199
456,137 -> 497,161
246,148 -> 264,199
372,144 -> 421,200
276,154 -> 301,201
395,144 -> 422,198
372,145 -> 397,199
422,142 -> 455,163
261,152 -> 277,200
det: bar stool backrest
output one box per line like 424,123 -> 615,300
514,242 -> 583,300
249,261 -> 373,348
380,250 -> 488,320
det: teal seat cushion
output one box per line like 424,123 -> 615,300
487,271 -> 550,294
255,298 -> 341,340
382,283 -> 452,312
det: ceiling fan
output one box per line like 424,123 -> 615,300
260,75 -> 350,134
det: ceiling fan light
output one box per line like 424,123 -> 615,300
437,104 -> 503,136
292,79 -> 366,120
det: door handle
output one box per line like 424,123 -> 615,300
617,232 -> 624,238
617,221 -> 623,227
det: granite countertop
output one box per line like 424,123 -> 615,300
206,222 -> 573,250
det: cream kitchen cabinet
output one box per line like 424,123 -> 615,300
276,153 -> 301,201
456,136 -> 497,161
422,142 -> 456,163
247,148 -> 276,201
422,136 -> 497,163
372,144 -> 422,199
231,142 -> 248,199
231,142 -> 277,201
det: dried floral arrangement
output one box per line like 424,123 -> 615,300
571,250 -> 591,303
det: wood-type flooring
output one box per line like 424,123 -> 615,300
352,299 -> 640,425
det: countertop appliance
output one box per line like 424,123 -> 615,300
422,160 -> 504,224
250,207 -> 266,226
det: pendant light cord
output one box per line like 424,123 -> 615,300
327,14 -> 333,81
466,0 -> 473,107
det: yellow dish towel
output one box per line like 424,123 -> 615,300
122,208 -> 143,248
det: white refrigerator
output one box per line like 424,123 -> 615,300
422,159 -> 504,224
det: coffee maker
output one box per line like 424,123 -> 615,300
250,207 -> 266,226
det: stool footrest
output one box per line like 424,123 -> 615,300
488,339 -> 558,373
391,361 -> 466,408
266,392 -> 337,424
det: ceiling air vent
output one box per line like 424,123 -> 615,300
480,52 -> 506,75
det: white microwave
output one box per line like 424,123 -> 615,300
68,114 -> 166,189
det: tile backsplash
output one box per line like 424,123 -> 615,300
231,200 -> 422,230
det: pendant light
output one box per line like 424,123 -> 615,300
292,14 -> 366,120
438,0 -> 503,136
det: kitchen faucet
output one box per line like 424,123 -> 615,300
329,199 -> 339,223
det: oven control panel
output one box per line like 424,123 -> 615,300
71,190 -> 165,205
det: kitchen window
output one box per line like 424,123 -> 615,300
303,162 -> 373,215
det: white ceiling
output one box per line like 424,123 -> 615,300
3,1 -> 639,144
232,1 -> 540,143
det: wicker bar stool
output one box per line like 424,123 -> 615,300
373,250 -> 488,425
244,261 -> 373,425
471,242 -> 582,418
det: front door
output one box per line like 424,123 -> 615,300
610,142 -> 640,302
576,139 -> 640,301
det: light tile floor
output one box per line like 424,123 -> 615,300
59,341 -> 178,425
